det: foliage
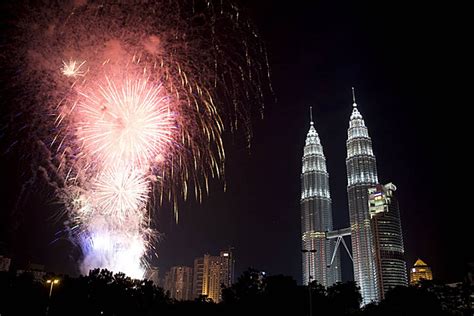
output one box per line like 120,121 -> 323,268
0,268 -> 471,316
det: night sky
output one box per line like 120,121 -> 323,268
0,1 -> 470,284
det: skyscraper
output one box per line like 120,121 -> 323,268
163,266 -> 193,301
369,183 -> 408,299
219,250 -> 235,288
204,254 -> 222,302
346,88 -> 380,304
193,249 -> 235,302
301,108 -> 340,286
193,257 -> 204,299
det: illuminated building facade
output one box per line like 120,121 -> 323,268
193,249 -> 235,302
410,258 -> 433,285
193,257 -> 204,298
301,109 -> 341,286
163,266 -> 193,301
204,254 -> 222,302
298,88 -> 408,304
346,89 -> 380,304
369,183 -> 408,299
219,250 -> 235,288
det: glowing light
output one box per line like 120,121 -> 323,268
62,59 -> 86,77
92,167 -> 150,219
82,228 -> 147,279
76,76 -> 174,168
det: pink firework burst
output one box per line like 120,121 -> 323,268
76,75 -> 174,169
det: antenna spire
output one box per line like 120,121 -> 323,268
309,106 -> 313,125
352,87 -> 357,107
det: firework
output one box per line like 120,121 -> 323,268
61,59 -> 87,78
91,166 -> 150,220
2,0 -> 270,278
76,75 -> 174,169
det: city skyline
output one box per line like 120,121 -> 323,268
0,84 -> 460,284
300,90 -> 409,305
0,0 -> 469,287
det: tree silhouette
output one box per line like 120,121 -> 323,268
1,268 -> 469,316
374,284 -> 446,316
327,281 -> 361,315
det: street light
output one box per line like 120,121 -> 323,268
46,278 -> 60,316
302,249 -> 317,316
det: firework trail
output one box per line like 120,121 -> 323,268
1,0 -> 271,278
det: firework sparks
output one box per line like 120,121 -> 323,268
76,76 -> 174,168
91,166 -> 150,219
3,0 -> 271,278
61,59 -> 86,77
71,73 -> 172,277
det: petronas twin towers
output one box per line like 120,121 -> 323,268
300,88 -> 407,305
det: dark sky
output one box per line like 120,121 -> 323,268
0,1 -> 470,284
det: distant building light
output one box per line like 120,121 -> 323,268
223,253 -> 229,257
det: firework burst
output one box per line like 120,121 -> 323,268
61,59 -> 87,78
1,0 -> 271,278
76,76 -> 174,169
91,167 -> 150,220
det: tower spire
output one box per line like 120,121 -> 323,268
301,103 -> 339,288
352,87 -> 357,107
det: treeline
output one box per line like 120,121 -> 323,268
0,268 -> 471,315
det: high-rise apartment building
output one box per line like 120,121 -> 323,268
163,266 -> 193,301
193,249 -> 235,302
204,254 -> 222,302
193,257 -> 205,299
219,250 -> 235,288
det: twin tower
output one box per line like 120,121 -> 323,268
300,88 -> 407,304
